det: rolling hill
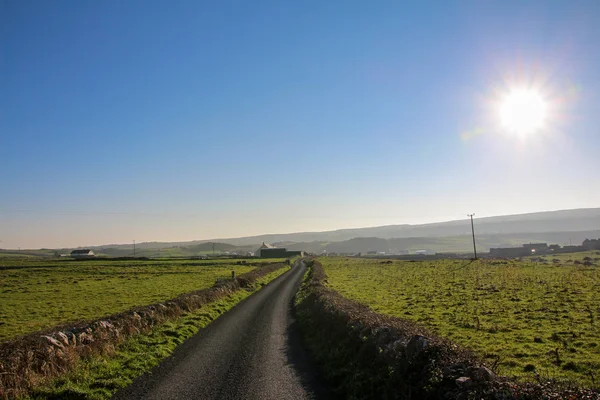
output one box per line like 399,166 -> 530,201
3,208 -> 598,256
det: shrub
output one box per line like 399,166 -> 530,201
524,364 -> 536,372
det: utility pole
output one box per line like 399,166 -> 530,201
467,214 -> 477,260
133,240 -> 136,257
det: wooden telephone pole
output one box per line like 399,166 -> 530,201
467,214 -> 477,259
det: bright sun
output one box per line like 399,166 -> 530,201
499,88 -> 548,136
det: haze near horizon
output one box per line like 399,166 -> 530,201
2,1 -> 600,249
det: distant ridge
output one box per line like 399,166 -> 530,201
208,208 -> 600,246
9,208 -> 597,255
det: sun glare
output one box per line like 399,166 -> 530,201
499,88 -> 548,136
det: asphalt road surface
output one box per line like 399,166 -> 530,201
112,262 -> 329,400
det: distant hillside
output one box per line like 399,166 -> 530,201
6,208 -> 598,257
213,208 -> 600,245
283,230 -> 600,254
89,242 -> 256,258
88,208 -> 600,255
94,229 -> 599,257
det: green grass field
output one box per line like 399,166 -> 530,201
27,267 -> 288,399
0,258 -> 277,341
320,254 -> 600,386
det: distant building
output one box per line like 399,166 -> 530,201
582,238 -> 600,250
254,242 -> 304,258
490,243 -> 549,258
259,248 -> 304,258
561,245 -> 585,252
523,243 -> 549,254
255,242 -> 275,257
491,239 -> 599,258
489,247 -> 528,257
70,249 -> 95,258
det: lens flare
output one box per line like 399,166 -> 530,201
499,88 -> 548,136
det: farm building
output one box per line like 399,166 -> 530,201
490,243 -> 549,257
254,242 -> 304,258
70,249 -> 95,258
523,243 -> 549,254
583,238 -> 600,250
560,245 -> 585,252
491,239 -> 600,258
489,247 -> 528,257
255,242 -> 275,257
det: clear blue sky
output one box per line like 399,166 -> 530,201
1,0 -> 599,248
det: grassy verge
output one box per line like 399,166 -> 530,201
1,265 -> 288,399
294,259 -> 599,399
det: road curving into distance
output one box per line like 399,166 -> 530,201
112,261 -> 329,400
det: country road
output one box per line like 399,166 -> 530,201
112,261 -> 329,400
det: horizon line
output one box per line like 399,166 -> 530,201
2,206 -> 597,250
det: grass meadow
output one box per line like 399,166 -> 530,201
0,258 -> 280,341
320,254 -> 600,387
27,267 -> 288,399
